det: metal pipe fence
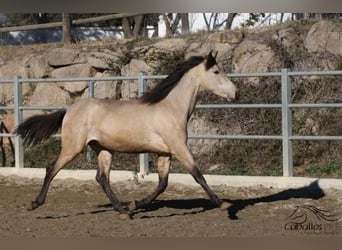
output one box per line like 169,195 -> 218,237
1,69 -> 342,177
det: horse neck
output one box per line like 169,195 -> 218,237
164,66 -> 202,121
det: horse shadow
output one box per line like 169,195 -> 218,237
131,180 -> 325,220
38,180 -> 324,220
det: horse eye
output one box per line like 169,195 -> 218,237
214,70 -> 219,74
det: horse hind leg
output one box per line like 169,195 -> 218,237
30,144 -> 83,210
89,141 -> 130,219
129,154 -> 171,211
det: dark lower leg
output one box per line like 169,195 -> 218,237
134,155 -> 170,210
189,166 -> 223,207
96,173 -> 127,214
135,176 -> 168,209
30,160 -> 57,210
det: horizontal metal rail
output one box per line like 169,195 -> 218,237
188,135 -> 282,140
289,103 -> 342,108
0,69 -> 342,178
288,70 -> 342,76
196,104 -> 282,109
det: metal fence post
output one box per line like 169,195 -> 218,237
14,76 -> 24,168
137,72 -> 149,175
88,80 -> 95,98
281,69 -> 293,177
86,80 -> 95,163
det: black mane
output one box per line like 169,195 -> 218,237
140,56 -> 207,104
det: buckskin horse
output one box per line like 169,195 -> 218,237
14,51 -> 238,219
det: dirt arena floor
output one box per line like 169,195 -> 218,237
0,174 -> 341,237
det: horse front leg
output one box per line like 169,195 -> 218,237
174,144 -> 230,210
129,154 -> 171,211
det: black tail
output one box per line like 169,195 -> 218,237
14,109 -> 67,147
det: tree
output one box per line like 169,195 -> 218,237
293,13 -> 342,20
202,13 -> 238,31
162,13 -> 181,37
120,14 -> 161,38
225,13 -> 237,29
122,14 -> 144,38
203,13 -> 221,31
240,13 -> 266,27
61,13 -> 72,44
181,13 -> 189,34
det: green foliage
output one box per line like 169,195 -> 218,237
24,138 -> 61,168
241,13 -> 266,27
295,163 -> 342,178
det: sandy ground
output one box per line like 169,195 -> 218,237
0,174 -> 341,237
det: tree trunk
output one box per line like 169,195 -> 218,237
171,13 -> 181,34
61,13 -> 72,44
122,17 -> 133,38
225,13 -> 237,30
132,15 -> 144,37
181,13 -> 189,34
162,13 -> 182,37
162,14 -> 172,37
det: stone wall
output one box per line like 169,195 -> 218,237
1,20 -> 342,157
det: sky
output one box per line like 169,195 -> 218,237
158,13 -> 293,37
2,13 -> 294,43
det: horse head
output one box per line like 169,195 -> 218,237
199,50 -> 238,102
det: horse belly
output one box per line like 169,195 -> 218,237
85,102 -> 169,153
94,127 -> 169,154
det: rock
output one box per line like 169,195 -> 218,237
152,38 -> 188,51
86,52 -> 121,70
28,82 -> 72,106
232,40 -> 278,85
211,43 -> 235,71
277,27 -> 300,50
186,41 -> 209,58
24,55 -> 49,79
208,30 -> 244,70
82,71 -> 120,99
187,31 -> 242,71
208,30 -> 244,44
47,48 -> 85,67
51,64 -> 97,94
304,20 -> 342,56
120,59 -> 153,100
0,59 -> 32,104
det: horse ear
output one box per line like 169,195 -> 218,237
205,50 -> 217,69
207,50 -> 218,58
213,50 -> 218,58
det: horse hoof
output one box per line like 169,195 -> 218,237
29,201 -> 40,211
119,213 -> 132,220
128,201 -> 137,211
220,201 -> 230,210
